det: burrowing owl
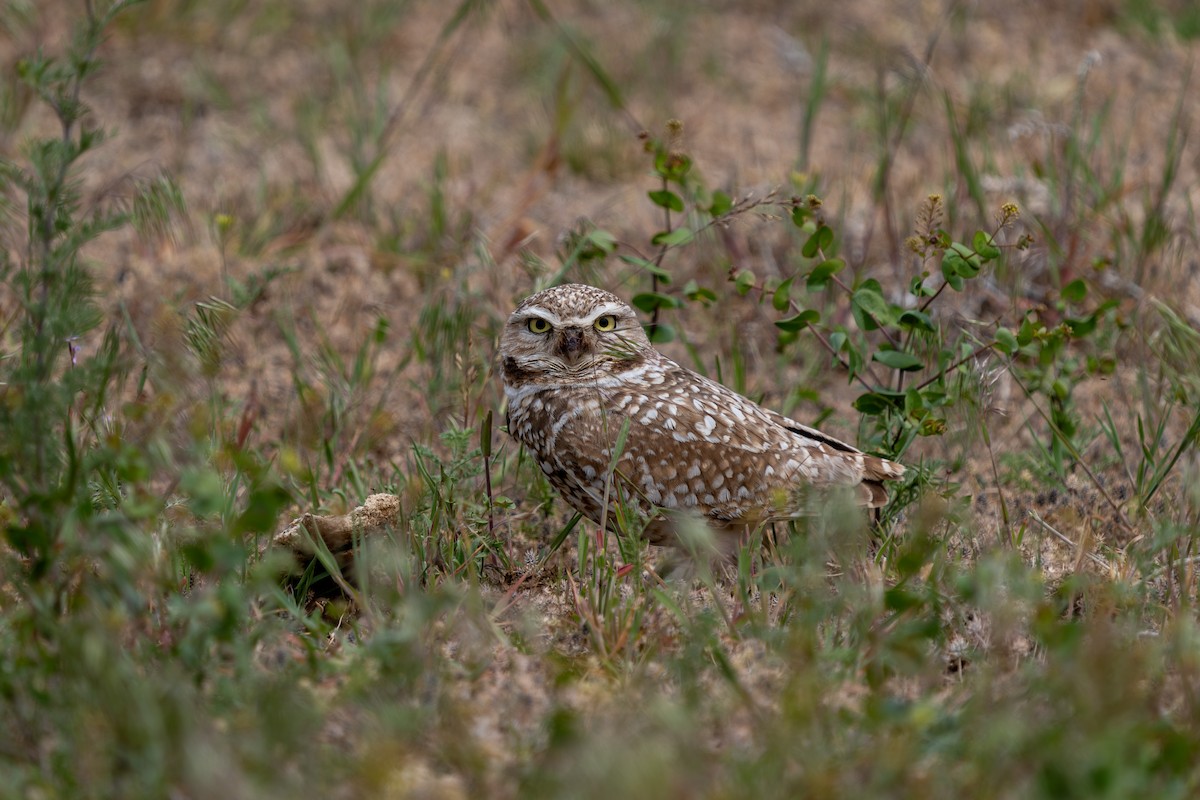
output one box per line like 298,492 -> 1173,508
500,283 -> 905,547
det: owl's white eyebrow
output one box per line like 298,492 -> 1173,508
573,302 -> 627,325
517,309 -> 560,326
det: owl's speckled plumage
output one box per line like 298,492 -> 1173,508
500,284 -> 905,545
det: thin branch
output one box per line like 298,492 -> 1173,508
911,340 -> 997,392
649,172 -> 670,336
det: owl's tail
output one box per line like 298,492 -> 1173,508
859,455 -> 906,508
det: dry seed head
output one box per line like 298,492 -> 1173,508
1077,49 -> 1102,78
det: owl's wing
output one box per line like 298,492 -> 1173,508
593,362 -> 903,524
760,407 -> 906,486
678,367 -> 906,486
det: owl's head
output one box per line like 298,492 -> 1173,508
500,284 -> 653,388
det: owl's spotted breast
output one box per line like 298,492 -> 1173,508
499,283 -> 905,546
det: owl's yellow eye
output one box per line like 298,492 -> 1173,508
527,317 -> 551,334
593,315 -> 617,332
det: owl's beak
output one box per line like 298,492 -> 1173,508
557,327 -> 587,363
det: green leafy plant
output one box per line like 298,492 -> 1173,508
0,0 -> 172,587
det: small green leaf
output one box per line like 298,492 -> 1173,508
683,280 -> 717,305
942,251 -> 962,278
853,391 -> 905,415
618,254 -> 671,282
829,331 -> 847,352
631,292 -> 682,313
734,269 -> 756,295
651,227 -> 694,247
852,284 -> 893,326
904,388 -> 926,414
791,206 -> 812,228
818,224 -> 834,251
774,309 -> 820,332
806,258 -> 844,290
709,190 -> 732,217
922,386 -> 948,405
802,224 -> 833,258
647,323 -> 676,343
1062,278 -> 1087,303
773,277 -> 794,311
994,327 -> 1018,354
936,256 -> 964,291
873,350 -> 924,371
910,274 -> 935,297
972,230 -> 1001,260
1017,316 -> 1040,346
846,346 -> 863,378
1065,314 -> 1097,337
586,229 -> 617,254
649,189 -> 684,212
802,229 -> 821,258
948,242 -> 982,276
898,309 -> 935,332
